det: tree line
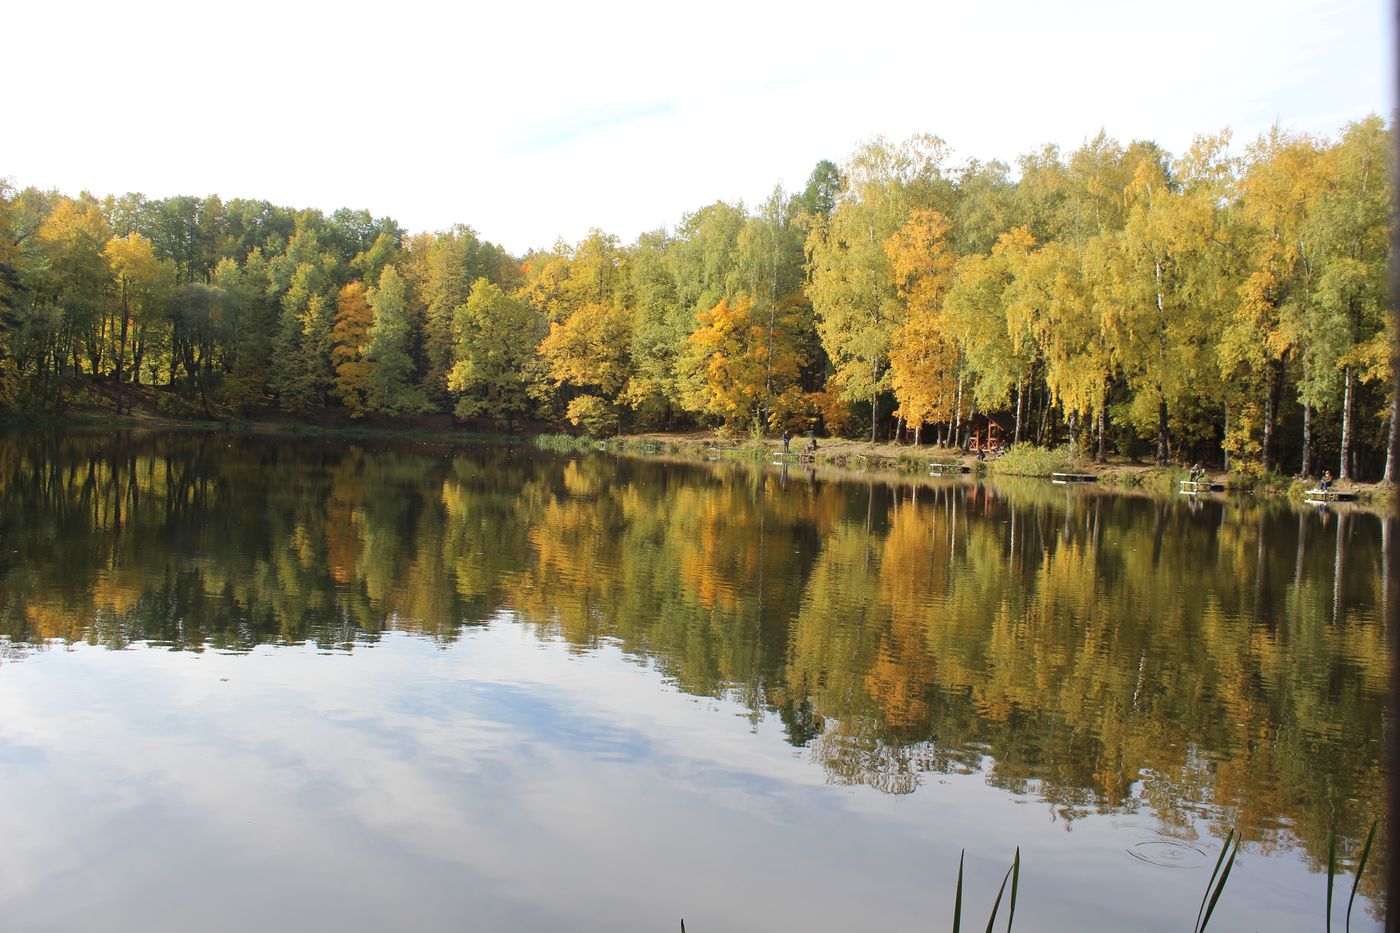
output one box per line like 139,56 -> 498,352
0,116 -> 1390,478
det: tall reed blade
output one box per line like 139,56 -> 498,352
1194,829 -> 1235,933
1006,847 -> 1020,933
1198,832 -> 1239,933
1344,820 -> 1378,933
1327,828 -> 1337,933
953,850 -> 964,933
984,863 -> 1013,933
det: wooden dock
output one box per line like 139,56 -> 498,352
1179,480 -> 1225,493
928,462 -> 970,475
1304,488 -> 1358,503
1051,472 -> 1098,485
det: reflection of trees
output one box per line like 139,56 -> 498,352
0,434 -> 1387,895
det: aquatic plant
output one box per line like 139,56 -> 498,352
1194,828 -> 1239,933
1328,820 -> 1378,933
951,847 -> 1019,933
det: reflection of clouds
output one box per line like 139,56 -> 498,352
0,627 -> 1379,932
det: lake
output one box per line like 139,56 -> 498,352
0,431 -> 1386,932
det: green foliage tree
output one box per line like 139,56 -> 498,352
448,277 -> 541,425
365,266 -> 428,415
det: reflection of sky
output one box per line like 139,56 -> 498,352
0,622 -> 1374,932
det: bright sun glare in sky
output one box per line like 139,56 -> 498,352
7,0 -> 1392,253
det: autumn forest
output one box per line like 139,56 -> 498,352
0,118 -> 1391,478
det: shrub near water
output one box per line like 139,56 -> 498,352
532,433 -> 594,452
987,443 -> 1074,477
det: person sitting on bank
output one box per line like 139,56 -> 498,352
1189,463 -> 1205,483
1320,470 -> 1333,492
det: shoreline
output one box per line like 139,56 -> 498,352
534,429 -> 1394,509
3,412 -> 1390,510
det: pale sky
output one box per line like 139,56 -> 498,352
6,0 -> 1391,254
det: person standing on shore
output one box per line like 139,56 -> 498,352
782,430 -> 791,453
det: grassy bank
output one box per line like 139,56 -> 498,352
534,430 -> 1394,508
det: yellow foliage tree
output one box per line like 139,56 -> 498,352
103,232 -> 172,412
330,281 -> 374,417
884,209 -> 959,443
538,300 -> 631,401
682,295 -> 806,431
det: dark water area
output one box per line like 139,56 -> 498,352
0,431 -> 1386,931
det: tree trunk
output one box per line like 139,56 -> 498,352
953,370 -> 964,450
1097,386 -> 1108,463
1340,365 -> 1354,481
1301,401 -> 1313,477
869,389 -> 878,445
1262,360 -> 1281,473
1385,386 -> 1397,484
1156,397 -> 1169,466
114,294 -> 130,416
1222,404 -> 1229,472
1013,378 -> 1024,445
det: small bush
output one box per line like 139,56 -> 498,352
1249,470 -> 1294,497
987,443 -> 1074,477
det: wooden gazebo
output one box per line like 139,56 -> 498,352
966,414 -> 1011,454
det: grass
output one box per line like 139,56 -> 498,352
986,443 -> 1074,477
532,432 -> 596,452
533,433 -> 671,456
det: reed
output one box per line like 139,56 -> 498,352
1194,828 -> 1239,933
1328,820 -> 1378,933
677,826 -> 1378,931
951,847 -> 1020,933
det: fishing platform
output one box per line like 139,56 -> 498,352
1051,472 -> 1098,485
1179,480 -> 1225,493
1304,488 -> 1358,504
928,462 -> 970,475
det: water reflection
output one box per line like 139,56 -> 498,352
0,431 -> 1387,915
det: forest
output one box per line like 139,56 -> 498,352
0,117 -> 1391,478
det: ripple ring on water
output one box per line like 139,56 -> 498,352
1126,839 -> 1210,869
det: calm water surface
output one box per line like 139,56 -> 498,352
0,432 -> 1387,931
